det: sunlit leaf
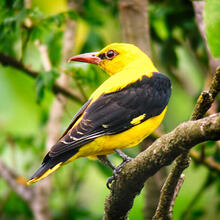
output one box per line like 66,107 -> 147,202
204,0 -> 220,57
67,10 -> 77,20
36,74 -> 45,104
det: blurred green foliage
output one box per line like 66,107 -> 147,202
204,0 -> 220,57
0,0 -> 220,219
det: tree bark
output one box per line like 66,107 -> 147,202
118,0 -> 151,56
118,1 -> 167,219
103,113 -> 220,220
152,66 -> 220,220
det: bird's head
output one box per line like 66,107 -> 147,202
69,43 -> 154,75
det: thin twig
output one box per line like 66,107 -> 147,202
189,149 -> 220,173
73,76 -> 88,101
0,52 -> 85,105
168,174 -> 185,219
152,154 -> 190,220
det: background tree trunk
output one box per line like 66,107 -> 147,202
118,1 -> 167,219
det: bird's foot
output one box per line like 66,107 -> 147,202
106,174 -> 116,190
115,149 -> 133,162
106,149 -> 133,190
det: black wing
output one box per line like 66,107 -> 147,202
58,99 -> 91,140
49,72 -> 171,157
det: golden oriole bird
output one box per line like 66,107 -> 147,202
27,43 -> 171,186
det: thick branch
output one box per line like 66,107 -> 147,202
153,65 -> 220,220
152,131 -> 220,174
103,113 -> 220,220
0,52 -> 85,105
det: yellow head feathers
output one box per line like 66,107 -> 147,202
69,43 -> 155,75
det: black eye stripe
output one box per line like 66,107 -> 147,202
98,53 -> 106,60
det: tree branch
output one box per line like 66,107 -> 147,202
191,66 -> 220,120
152,65 -> 220,220
189,149 -> 220,174
0,2 -> 80,219
103,113 -> 220,220
0,52 -> 85,105
168,174 -> 185,219
152,154 -> 189,220
152,132 -> 220,174
152,3 -> 220,217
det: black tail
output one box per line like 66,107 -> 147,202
27,148 -> 79,185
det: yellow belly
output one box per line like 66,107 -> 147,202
65,107 -> 167,163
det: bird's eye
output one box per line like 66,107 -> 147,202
106,50 -> 115,59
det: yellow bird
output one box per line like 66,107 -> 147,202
27,43 -> 171,187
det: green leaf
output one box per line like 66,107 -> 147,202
204,0 -> 220,57
36,74 -> 45,104
36,69 -> 60,103
29,26 -> 42,41
67,10 -> 77,20
12,0 -> 24,9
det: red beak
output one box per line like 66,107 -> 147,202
68,52 -> 101,65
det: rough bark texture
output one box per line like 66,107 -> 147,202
152,154 -> 189,220
140,139 -> 167,220
103,113 -> 220,220
152,66 -> 220,220
144,168 -> 167,220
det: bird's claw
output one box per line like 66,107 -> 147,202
106,157 -> 133,190
106,169 -> 119,190
106,176 -> 114,190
